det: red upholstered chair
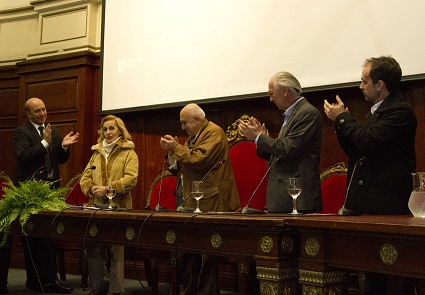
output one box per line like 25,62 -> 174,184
229,141 -> 268,211
146,170 -> 177,210
319,162 -> 348,214
65,173 -> 89,206
57,172 -> 89,288
226,114 -> 268,212
0,171 -> 12,200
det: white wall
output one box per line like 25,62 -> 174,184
0,0 -> 102,66
101,0 -> 425,112
0,0 -> 29,10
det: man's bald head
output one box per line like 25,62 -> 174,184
180,103 -> 206,137
25,97 -> 47,125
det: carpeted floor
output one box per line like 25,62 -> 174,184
4,268 -> 173,295
4,268 -> 238,295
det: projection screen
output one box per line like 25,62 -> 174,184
101,0 -> 425,112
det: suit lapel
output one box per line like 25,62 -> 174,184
279,98 -> 305,138
278,113 -> 286,138
26,121 -> 41,142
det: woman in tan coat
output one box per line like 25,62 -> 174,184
80,115 -> 139,295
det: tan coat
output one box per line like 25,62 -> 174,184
172,120 -> 240,212
80,139 -> 139,209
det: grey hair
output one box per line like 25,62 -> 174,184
273,71 -> 302,97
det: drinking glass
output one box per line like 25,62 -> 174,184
106,183 -> 116,209
192,181 -> 204,213
287,178 -> 302,214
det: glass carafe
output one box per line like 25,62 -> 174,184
408,172 -> 425,217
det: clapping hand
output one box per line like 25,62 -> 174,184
238,116 -> 266,141
62,131 -> 79,147
323,95 -> 349,121
160,135 -> 179,152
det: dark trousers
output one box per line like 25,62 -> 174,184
21,236 -> 58,287
0,235 -> 12,292
364,272 -> 417,295
179,252 -> 220,295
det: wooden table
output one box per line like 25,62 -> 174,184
15,210 -> 425,294
284,214 -> 425,294
16,209 -> 298,295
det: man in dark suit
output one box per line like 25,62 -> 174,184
238,71 -> 322,213
324,56 -> 417,294
11,97 -> 79,293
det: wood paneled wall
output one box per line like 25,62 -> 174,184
0,51 -> 424,210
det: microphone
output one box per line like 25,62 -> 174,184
176,159 -> 226,213
337,156 -> 366,216
155,160 -> 169,211
26,165 -> 46,181
65,166 -> 96,205
241,157 -> 280,214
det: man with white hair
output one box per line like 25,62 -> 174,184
239,71 -> 322,213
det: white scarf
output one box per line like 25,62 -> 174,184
102,137 -> 121,159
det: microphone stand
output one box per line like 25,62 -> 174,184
241,203 -> 265,214
176,159 -> 225,213
337,157 -> 366,216
176,198 -> 196,213
241,157 -> 279,214
26,165 -> 46,181
155,161 -> 170,211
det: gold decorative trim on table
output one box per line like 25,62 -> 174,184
304,237 -> 320,257
259,281 -> 278,295
281,235 -> 294,253
380,243 -> 398,265
257,266 -> 298,280
211,233 -> 222,248
166,229 -> 176,244
299,269 -> 346,284
56,221 -> 64,234
257,266 -> 298,295
126,227 -> 135,241
89,224 -> 98,237
302,284 -> 344,295
260,235 -> 274,254
238,261 -> 248,275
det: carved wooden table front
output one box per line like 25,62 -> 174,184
17,209 -> 298,295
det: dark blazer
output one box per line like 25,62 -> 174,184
257,98 -> 322,213
335,91 -> 417,215
13,121 -> 69,185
